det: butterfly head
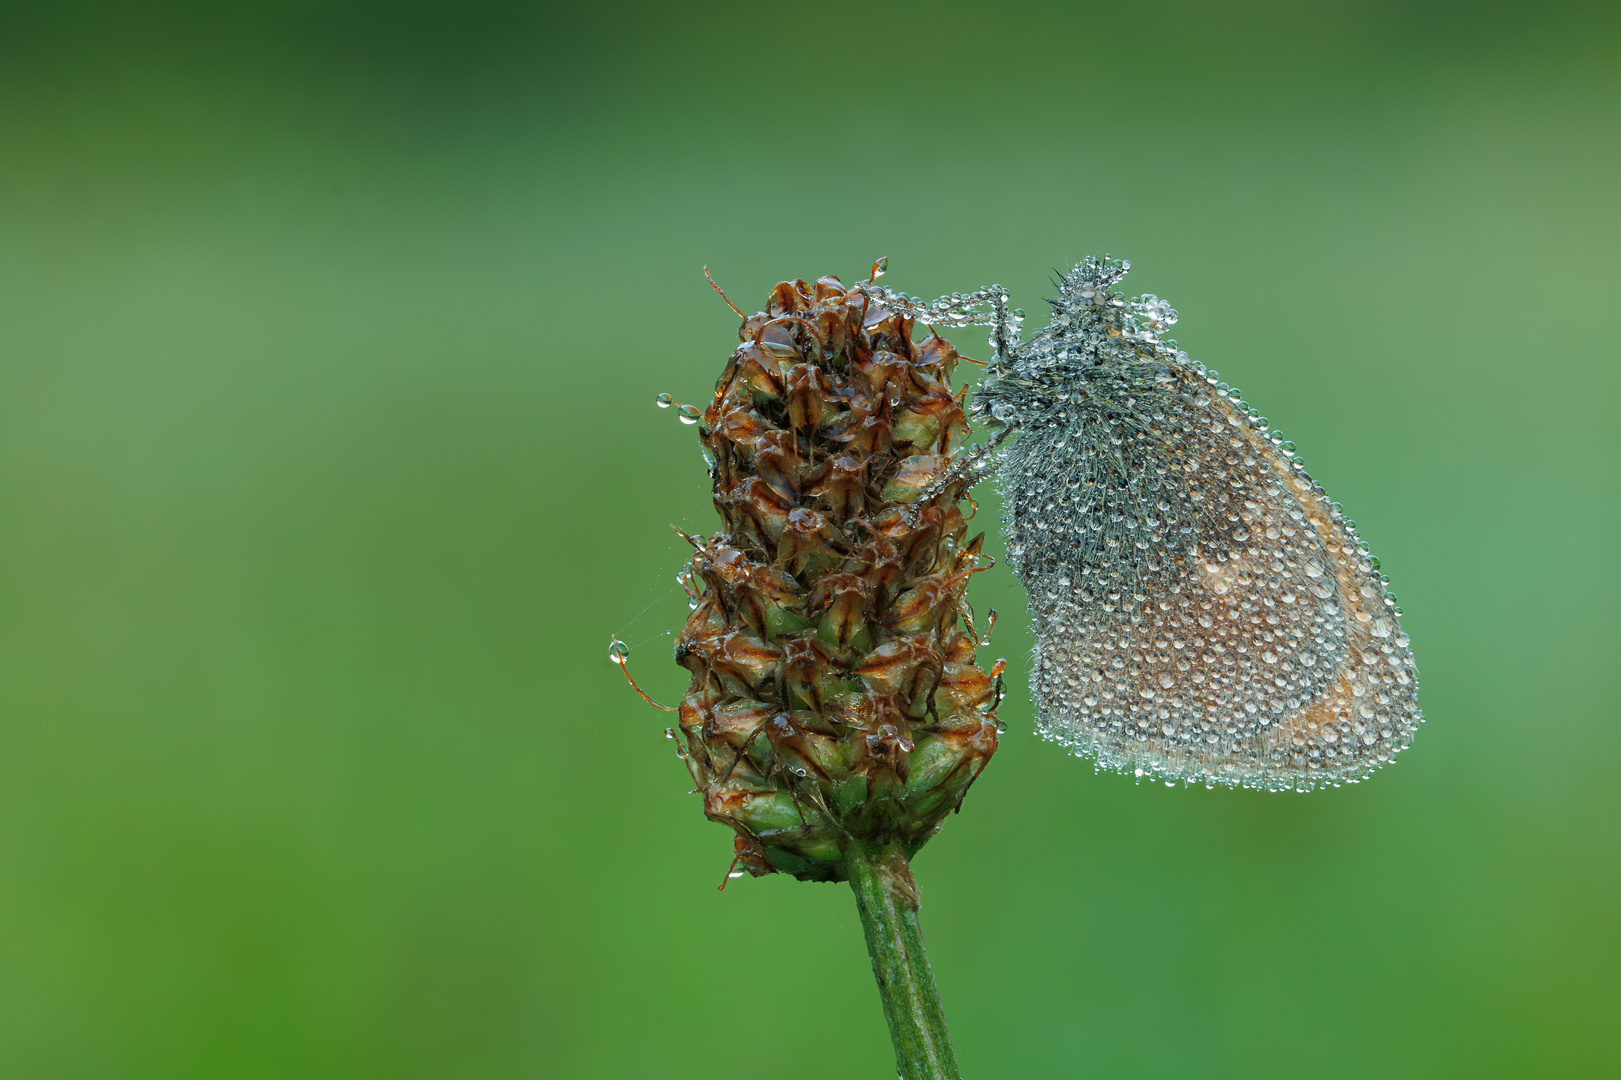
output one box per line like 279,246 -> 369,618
974,255 -> 1181,430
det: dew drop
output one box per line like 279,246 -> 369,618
655,392 -> 675,408
678,404 -> 703,425
609,639 -> 630,665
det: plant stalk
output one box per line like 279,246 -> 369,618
846,843 -> 963,1080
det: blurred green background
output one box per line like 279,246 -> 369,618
1,1 -> 1617,1076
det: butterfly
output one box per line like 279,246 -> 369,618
865,256 -> 1421,791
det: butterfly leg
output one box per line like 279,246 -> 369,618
860,282 -> 1017,354
957,426 -> 1016,487
986,288 -> 1020,367
905,424 -> 1016,524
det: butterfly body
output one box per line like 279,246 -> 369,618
971,258 -> 1421,790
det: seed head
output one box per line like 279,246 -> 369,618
669,269 -> 1002,881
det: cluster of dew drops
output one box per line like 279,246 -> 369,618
1179,361 -> 1398,606
656,392 -> 702,425
605,401 -> 713,701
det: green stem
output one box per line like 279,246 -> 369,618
846,843 -> 963,1080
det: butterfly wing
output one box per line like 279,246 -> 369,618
1003,366 -> 1421,790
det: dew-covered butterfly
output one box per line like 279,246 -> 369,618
863,256 -> 1421,791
